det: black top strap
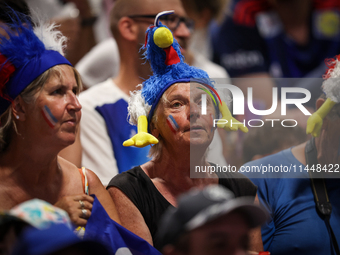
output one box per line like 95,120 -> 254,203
305,138 -> 339,255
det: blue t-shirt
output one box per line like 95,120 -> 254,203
212,0 -> 340,79
242,148 -> 340,255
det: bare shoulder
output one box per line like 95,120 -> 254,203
57,156 -> 83,194
108,186 -> 153,245
83,168 -> 100,182
83,168 -> 105,191
58,156 -> 79,172
57,157 -> 98,184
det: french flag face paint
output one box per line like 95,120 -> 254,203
41,105 -> 58,128
166,114 -> 179,134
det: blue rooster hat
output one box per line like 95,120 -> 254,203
140,11 -> 219,126
124,11 -> 247,148
0,11 -> 71,115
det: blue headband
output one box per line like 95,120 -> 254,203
0,50 -> 71,115
0,10 -> 72,115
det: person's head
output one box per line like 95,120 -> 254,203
243,121 -> 307,163
0,198 -> 72,255
148,82 -> 218,159
110,0 -> 193,56
181,0 -> 229,28
304,54 -> 340,168
127,17 -> 223,159
157,185 -> 268,255
9,199 -> 72,230
303,54 -> 340,173
0,13 -> 82,152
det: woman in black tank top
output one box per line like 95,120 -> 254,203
107,17 -> 261,252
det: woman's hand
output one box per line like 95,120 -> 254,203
54,194 -> 94,226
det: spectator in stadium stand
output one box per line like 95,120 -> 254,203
107,15 -> 264,252
241,54 -> 340,255
157,185 -> 268,255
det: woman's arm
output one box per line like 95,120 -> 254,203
108,186 -> 153,245
86,169 -> 121,224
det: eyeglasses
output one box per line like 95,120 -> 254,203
128,14 -> 195,32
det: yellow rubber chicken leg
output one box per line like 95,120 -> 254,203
217,101 -> 248,133
123,115 -> 159,147
306,98 -> 336,137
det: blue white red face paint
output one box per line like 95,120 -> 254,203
41,105 -> 57,128
166,114 -> 179,134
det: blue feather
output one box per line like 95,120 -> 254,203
0,16 -> 45,71
0,9 -> 71,115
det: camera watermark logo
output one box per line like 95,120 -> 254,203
200,84 -> 312,128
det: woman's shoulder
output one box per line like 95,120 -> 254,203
107,166 -> 147,188
58,157 -> 85,193
59,157 -> 105,196
58,156 -> 81,178
107,165 -> 167,207
59,156 -> 98,178
107,166 -> 167,224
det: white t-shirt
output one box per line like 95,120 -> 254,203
80,79 -> 150,185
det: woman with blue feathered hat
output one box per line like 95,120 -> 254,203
0,11 -> 119,228
107,11 -> 263,252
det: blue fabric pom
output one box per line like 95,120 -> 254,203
141,23 -> 213,106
